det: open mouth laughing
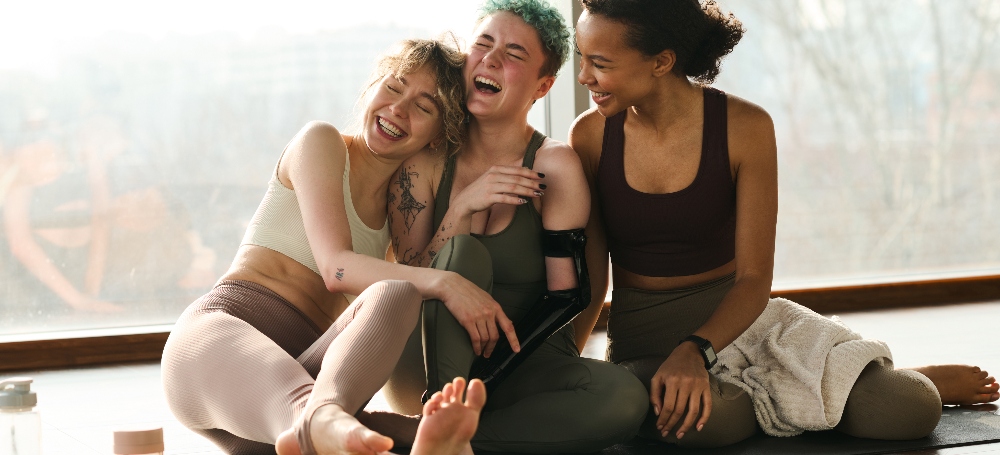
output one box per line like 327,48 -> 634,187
377,116 -> 405,139
474,75 -> 503,94
590,90 -> 611,104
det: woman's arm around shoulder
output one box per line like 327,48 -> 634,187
534,138 -> 590,292
567,108 -> 610,350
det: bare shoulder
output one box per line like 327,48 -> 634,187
285,121 -> 349,165
280,121 -> 348,188
568,107 -> 607,171
292,121 -> 346,149
534,138 -> 583,176
725,94 -> 775,143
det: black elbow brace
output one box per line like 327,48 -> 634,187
469,228 -> 590,393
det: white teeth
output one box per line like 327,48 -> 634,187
591,90 -> 610,98
378,117 -> 403,138
474,76 -> 502,92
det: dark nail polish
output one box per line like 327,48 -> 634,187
539,183 -> 547,190
537,172 -> 545,178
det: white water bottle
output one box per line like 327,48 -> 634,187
0,377 -> 41,455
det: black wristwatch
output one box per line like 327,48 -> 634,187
679,335 -> 718,370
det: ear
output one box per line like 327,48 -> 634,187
428,133 -> 445,150
532,75 -> 557,101
652,49 -> 677,77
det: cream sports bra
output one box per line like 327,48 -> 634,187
241,149 -> 390,298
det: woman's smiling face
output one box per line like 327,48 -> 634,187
362,65 -> 444,158
464,11 -> 552,120
575,10 -> 659,116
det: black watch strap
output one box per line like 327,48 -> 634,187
680,335 -> 718,370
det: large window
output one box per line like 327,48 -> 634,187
0,1 -> 552,336
711,0 -> 1000,288
1,0 -> 998,337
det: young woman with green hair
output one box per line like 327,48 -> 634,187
385,1 -> 649,453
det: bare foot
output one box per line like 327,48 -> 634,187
275,404 -> 394,455
410,378 -> 486,455
356,410 -> 420,448
910,365 -> 1000,406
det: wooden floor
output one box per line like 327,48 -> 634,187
9,300 -> 1000,454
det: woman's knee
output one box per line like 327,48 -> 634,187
583,362 -> 649,441
433,234 -> 492,290
364,280 -> 421,319
838,364 -> 942,440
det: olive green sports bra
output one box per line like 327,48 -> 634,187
433,131 -> 547,288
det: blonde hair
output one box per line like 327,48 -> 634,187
356,36 -> 467,156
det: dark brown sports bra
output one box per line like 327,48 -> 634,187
596,87 -> 736,277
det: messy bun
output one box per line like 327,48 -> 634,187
580,0 -> 744,83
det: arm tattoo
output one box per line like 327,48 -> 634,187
392,235 -> 426,266
394,166 -> 426,234
335,268 -> 345,281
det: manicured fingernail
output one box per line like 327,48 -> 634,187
534,191 -> 543,196
677,432 -> 685,439
653,405 -> 660,415
537,172 -> 545,178
697,424 -> 704,431
539,183 -> 547,189
519,198 -> 527,204
656,424 -> 663,431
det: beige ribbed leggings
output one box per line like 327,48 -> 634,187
161,279 -> 421,455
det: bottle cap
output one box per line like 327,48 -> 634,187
113,427 -> 164,454
0,377 -> 37,410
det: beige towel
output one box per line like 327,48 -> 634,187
712,298 -> 892,437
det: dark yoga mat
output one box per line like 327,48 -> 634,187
600,404 -> 1000,455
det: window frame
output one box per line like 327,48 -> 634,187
3,0 -> 998,373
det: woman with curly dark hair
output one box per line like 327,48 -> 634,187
570,0 -> 997,448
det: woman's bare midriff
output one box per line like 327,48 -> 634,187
220,245 -> 349,332
611,259 -> 736,292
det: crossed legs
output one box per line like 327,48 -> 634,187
164,280 -> 485,455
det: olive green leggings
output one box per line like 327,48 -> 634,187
611,279 -> 942,448
383,235 -> 648,454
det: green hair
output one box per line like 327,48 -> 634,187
478,0 -> 571,77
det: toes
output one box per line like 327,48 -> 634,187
969,393 -> 998,405
450,378 -> 467,403
275,428 -> 301,455
442,382 -> 456,402
361,429 -> 394,452
465,379 -> 487,411
424,391 -> 445,415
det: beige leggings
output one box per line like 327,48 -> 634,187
161,279 -> 421,455
610,276 -> 942,448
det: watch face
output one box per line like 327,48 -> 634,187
704,346 -> 718,366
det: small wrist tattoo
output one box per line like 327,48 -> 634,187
335,268 -> 345,281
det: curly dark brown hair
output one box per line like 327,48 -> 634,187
580,0 -> 744,83
358,36 -> 467,156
